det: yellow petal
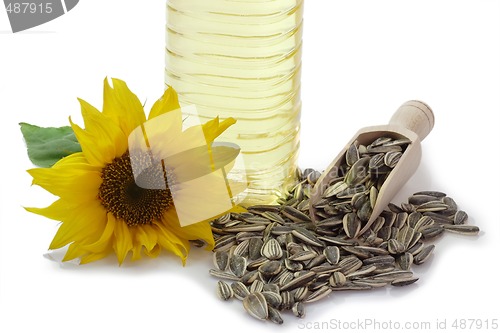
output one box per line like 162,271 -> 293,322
52,152 -> 97,171
148,85 -> 181,120
112,215 -> 133,265
81,214 -> 116,253
80,251 -> 112,265
154,217 -> 189,264
28,166 -> 101,203
25,198 -> 75,222
102,78 -> 147,137
144,244 -> 161,258
161,208 -> 214,250
77,98 -> 128,164
202,117 -> 236,144
63,242 -> 87,262
48,200 -> 107,249
135,224 -> 158,252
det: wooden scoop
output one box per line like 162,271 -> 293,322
310,100 -> 435,235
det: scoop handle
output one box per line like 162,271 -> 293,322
389,100 -> 435,141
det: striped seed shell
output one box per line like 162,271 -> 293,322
291,228 -> 325,247
261,238 -> 283,260
280,271 -> 316,291
258,260 -> 283,276
384,151 -> 402,168
346,142 -> 360,166
250,280 -> 264,293
217,280 -> 233,300
304,286 -> 332,303
442,224 -> 479,235
329,271 -> 347,287
267,306 -> 283,325
391,277 -> 419,287
292,302 -> 306,318
416,200 -> 449,212
231,281 -> 250,300
213,251 -> 229,271
243,292 -> 268,321
414,244 -> 435,265
454,210 -> 468,225
343,212 -> 361,239
397,252 -> 414,271
229,254 -> 247,277
323,246 -> 340,265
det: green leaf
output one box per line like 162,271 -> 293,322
20,122 -> 82,168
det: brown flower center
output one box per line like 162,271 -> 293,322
98,151 -> 173,226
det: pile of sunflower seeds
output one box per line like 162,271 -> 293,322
208,138 -> 479,324
313,136 -> 410,235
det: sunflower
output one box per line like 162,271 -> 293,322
26,78 -> 242,265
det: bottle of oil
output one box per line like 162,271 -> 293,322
165,0 -> 303,205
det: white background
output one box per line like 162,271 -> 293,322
1,1 -> 499,332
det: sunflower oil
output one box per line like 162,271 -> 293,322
165,0 -> 303,205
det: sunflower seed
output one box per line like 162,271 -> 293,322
442,224 -> 480,235
262,283 -> 280,294
267,306 -> 284,325
346,142 -> 360,166
343,212 -> 361,238
240,270 -> 260,285
384,151 -> 402,168
213,251 -> 229,271
229,255 -> 247,277
217,280 -> 233,300
280,291 -> 294,310
391,277 -> 419,287
330,283 -> 373,291
209,269 -> 240,281
233,239 -> 249,257
282,206 -> 312,223
323,246 -> 340,265
372,270 -> 414,282
414,245 -> 435,265
293,286 -> 309,302
243,292 -> 268,320
231,281 -> 250,300
416,201 -> 449,212
352,279 -> 389,288
397,252 -> 414,271
280,271 -> 316,291
414,216 -> 434,231
258,260 -> 282,276
214,235 -> 236,252
345,264 -> 377,278
329,271 -> 347,287
304,286 -> 332,303
261,238 -> 283,260
420,224 -> 445,240
288,250 -> 318,262
339,256 -> 363,275
292,302 -> 306,318
363,255 -> 395,266
388,239 -> 405,254
291,228 -> 325,247
249,280 -> 264,293
454,210 -> 468,225
323,181 -> 349,198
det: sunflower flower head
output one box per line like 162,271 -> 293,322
26,78 -> 244,265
